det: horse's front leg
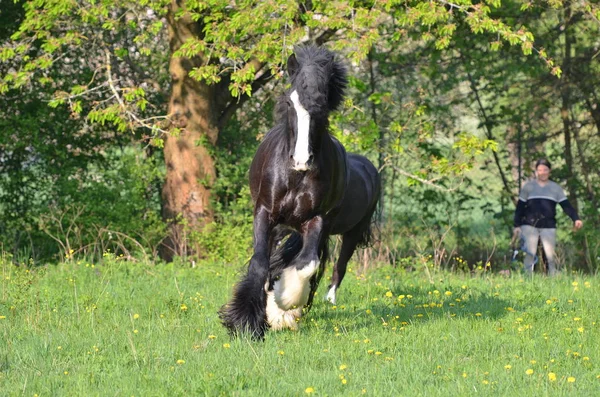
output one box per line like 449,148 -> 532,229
249,207 -> 273,281
270,216 -> 323,311
220,207 -> 273,339
294,216 -> 324,276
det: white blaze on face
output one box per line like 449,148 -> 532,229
290,90 -> 311,171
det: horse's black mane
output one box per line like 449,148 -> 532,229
274,45 -> 348,122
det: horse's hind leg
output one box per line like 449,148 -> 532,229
325,231 -> 360,305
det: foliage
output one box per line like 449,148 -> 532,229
1,0 -> 600,269
0,143 -> 166,263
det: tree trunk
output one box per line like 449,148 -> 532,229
560,2 -> 579,214
368,48 -> 384,222
161,1 -> 218,261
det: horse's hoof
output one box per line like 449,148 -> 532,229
325,285 -> 337,305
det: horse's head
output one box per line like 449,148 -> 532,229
283,46 -> 347,171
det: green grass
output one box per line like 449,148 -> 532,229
1,255 -> 599,396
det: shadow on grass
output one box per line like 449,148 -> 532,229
307,286 -> 514,330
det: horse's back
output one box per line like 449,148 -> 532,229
330,153 -> 379,235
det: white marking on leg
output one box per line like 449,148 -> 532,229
325,285 -> 337,305
273,260 -> 317,310
297,259 -> 318,279
266,289 -> 301,331
290,90 -> 311,171
265,259 -> 318,331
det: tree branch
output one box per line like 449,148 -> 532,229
217,67 -> 274,130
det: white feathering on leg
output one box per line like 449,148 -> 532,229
265,259 -> 319,331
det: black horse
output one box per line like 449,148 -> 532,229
220,46 -> 380,339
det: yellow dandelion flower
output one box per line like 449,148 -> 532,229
133,329 -> 138,334
222,343 -> 231,349
208,335 -> 216,339
462,372 -> 467,378
57,346 -> 62,350
573,317 -> 581,321
530,360 -> 537,365
367,350 -> 374,354
475,313 -> 482,317
305,387 -> 315,394
546,300 -> 552,304
0,315 -> 6,319
365,309 -> 372,315
572,281 -> 578,287
375,351 -> 383,355
180,304 -> 188,311
548,372 -> 556,381
567,376 -> 575,383
385,291 -> 393,297
339,364 -> 348,370
583,356 -> 590,361
341,379 -> 347,385
526,369 -> 534,375
578,327 -> 584,333
505,365 -> 512,370
176,359 -> 185,365
278,350 -> 285,356
64,371 -> 68,375
482,380 -> 489,385
445,291 -> 452,296
133,313 -> 140,319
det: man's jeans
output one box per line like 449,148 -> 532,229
521,225 -> 557,275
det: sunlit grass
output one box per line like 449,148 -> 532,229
1,256 -> 599,395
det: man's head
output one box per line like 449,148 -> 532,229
535,158 -> 551,182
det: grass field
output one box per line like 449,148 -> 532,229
1,254 -> 599,396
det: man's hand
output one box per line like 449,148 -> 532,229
513,227 -> 521,238
574,220 -> 583,231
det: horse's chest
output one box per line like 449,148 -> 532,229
278,189 -> 318,227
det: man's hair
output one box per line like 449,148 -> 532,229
535,158 -> 552,170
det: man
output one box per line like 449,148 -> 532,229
513,159 -> 583,275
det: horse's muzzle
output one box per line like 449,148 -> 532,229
291,155 -> 313,171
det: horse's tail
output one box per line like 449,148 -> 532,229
357,170 -> 382,249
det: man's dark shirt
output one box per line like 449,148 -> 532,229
514,180 -> 579,229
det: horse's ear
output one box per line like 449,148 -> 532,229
287,53 -> 299,77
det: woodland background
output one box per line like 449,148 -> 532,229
1,0 -> 599,272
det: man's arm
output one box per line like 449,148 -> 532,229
559,199 -> 583,230
514,182 -> 530,228
514,199 -> 527,227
